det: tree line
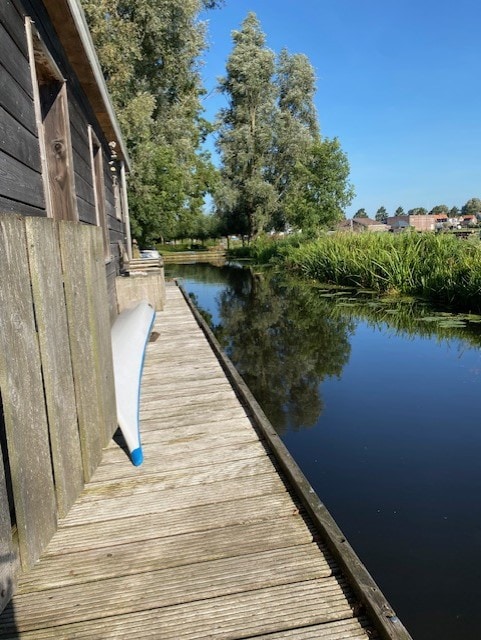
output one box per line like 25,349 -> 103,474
214,13 -> 353,240
81,3 -> 354,245
81,0 -> 224,246
354,198 -> 481,222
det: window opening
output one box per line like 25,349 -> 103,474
25,18 -> 78,222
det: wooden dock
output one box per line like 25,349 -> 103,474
0,283 -> 411,639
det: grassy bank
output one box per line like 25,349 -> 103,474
233,232 -> 481,311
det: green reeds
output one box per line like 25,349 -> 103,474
279,232 -> 481,311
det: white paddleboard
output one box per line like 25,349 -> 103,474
111,300 -> 156,465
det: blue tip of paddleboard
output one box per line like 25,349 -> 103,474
131,447 -> 143,466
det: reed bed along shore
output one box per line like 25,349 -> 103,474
237,232 -> 481,312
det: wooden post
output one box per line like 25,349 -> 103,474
120,161 -> 132,261
59,222 -> 104,480
0,215 -> 57,569
25,217 -> 84,517
59,222 -> 117,479
90,227 -> 117,447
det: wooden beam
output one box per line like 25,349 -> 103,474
0,215 -> 57,569
25,217 -> 84,517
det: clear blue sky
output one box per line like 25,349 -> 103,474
200,0 -> 481,217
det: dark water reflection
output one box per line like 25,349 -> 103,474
167,262 -> 481,640
216,275 -> 355,433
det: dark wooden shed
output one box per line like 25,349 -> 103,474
0,0 -> 135,611
1,0 -> 132,314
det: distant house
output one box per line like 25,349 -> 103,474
408,215 -> 436,232
460,215 -> 477,227
386,215 -> 410,232
337,217 -> 389,233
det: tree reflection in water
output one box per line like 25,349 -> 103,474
214,272 -> 354,434
172,262 -> 481,436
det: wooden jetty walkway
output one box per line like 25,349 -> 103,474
0,283 -> 411,639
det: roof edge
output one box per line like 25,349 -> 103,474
43,0 -> 131,170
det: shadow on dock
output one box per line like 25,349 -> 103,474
112,427 -> 133,462
0,570 -> 19,639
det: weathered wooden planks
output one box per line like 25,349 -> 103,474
141,393 -> 247,418
47,492 -> 300,556
5,547 -> 333,633
92,439 -> 269,483
25,217 -> 83,518
92,440 -> 268,483
115,272 -> 166,313
0,105 -> 41,171
0,149 -> 44,209
139,394 -> 245,422
103,426 -> 258,466
89,227 -> 117,447
0,213 -> 121,578
17,517 -> 314,595
0,215 -> 57,569
135,417 -> 256,445
59,221 -> 114,480
0,23 -> 33,100
245,618 -> 376,639
180,283 -> 412,640
59,472 -> 287,528
0,215 -> 119,571
80,455 -> 276,502
140,375 -> 232,396
4,580 -> 358,639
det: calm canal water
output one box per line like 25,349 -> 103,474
166,262 -> 481,640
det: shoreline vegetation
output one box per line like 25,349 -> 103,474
227,232 -> 481,312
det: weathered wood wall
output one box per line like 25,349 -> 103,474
0,0 -> 128,312
0,3 -> 131,603
116,273 -> 166,313
0,215 -> 116,591
0,2 -> 45,217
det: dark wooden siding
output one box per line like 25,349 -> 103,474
1,0 -> 129,309
68,96 -> 97,225
0,2 -> 45,216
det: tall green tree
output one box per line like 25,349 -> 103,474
215,12 -> 277,239
82,0 -> 221,245
462,197 -> 481,216
429,204 -> 449,215
375,206 -> 388,222
268,49 -> 319,229
353,208 -> 368,218
395,206 -> 405,216
216,12 -> 353,238
283,138 -> 354,234
128,143 -> 184,244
